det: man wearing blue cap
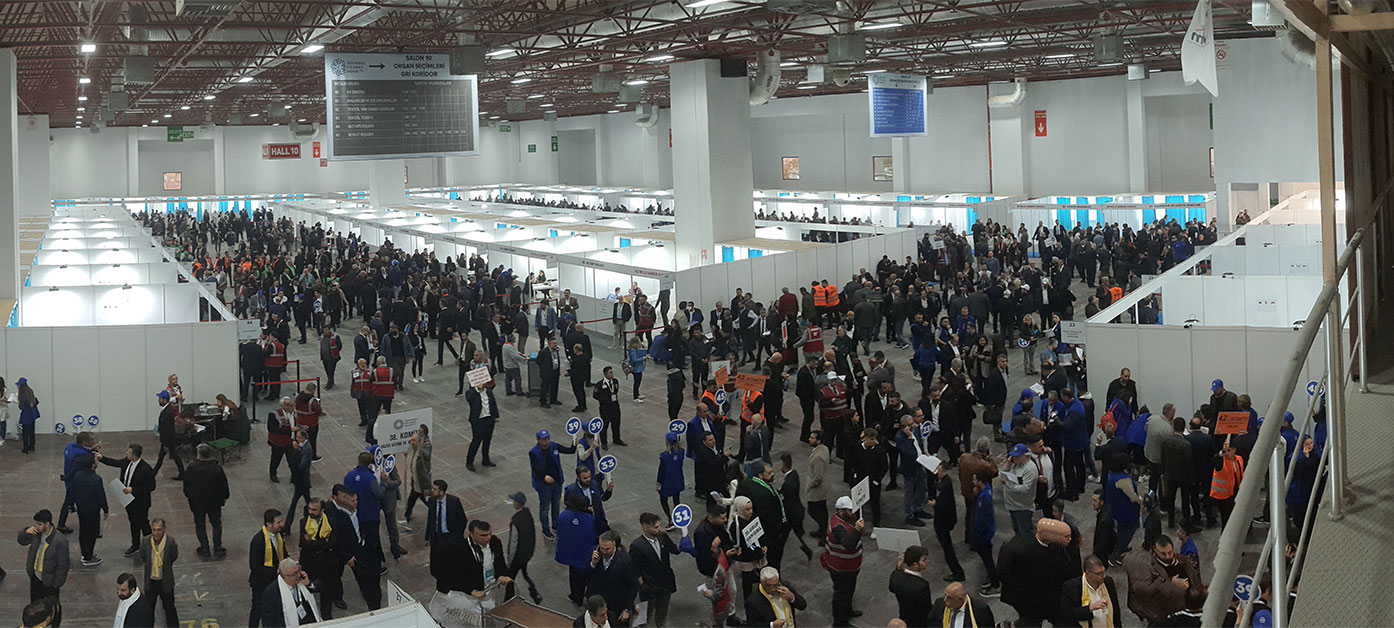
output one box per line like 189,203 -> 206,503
153,390 -> 186,481
528,430 -> 577,540
1002,443 -> 1040,536
1203,379 -> 1238,430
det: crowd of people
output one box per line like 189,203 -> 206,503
9,203 -> 1311,628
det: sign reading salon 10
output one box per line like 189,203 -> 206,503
323,52 -> 480,161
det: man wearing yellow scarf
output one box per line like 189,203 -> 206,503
1058,556 -> 1120,627
745,567 -> 807,628
299,498 -> 345,619
248,509 -> 287,628
138,519 -> 181,626
931,582 -> 996,628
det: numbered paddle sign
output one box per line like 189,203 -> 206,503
671,504 -> 693,529
72,414 -> 84,427
372,446 -> 384,466
1018,338 -> 1030,348
587,417 -> 605,435
598,455 -> 618,475
87,415 -> 100,428
668,419 -> 687,435
384,454 -> 397,474
1233,575 -> 1259,602
715,389 -> 728,405
54,423 -> 66,434
565,417 -> 582,436
920,422 -> 935,439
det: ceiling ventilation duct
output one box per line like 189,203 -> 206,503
124,57 -> 155,84
749,49 -> 781,106
228,113 -> 244,125
1127,64 -> 1149,80
767,0 -> 838,13
506,99 -> 525,114
618,85 -> 643,103
542,111 -> 558,122
109,91 -> 129,111
1093,35 -> 1123,62
449,45 -> 486,75
635,103 -> 659,128
268,101 -> 288,119
175,0 -> 239,19
1278,29 -> 1316,69
289,123 -> 319,141
826,33 -> 867,64
830,66 -> 853,87
987,78 -> 1027,109
1251,0 -> 1287,28
593,65 -> 621,93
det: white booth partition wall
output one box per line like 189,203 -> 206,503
1012,192 -> 1216,231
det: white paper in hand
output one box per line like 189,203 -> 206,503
107,477 -> 135,507
917,454 -> 942,473
466,366 -> 492,388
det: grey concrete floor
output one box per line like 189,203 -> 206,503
0,306 -> 1233,628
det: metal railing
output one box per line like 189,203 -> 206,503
1202,220 -> 1372,626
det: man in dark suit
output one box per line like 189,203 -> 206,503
568,342 -> 592,413
574,595 -> 608,628
930,582 -> 996,628
98,444 -> 157,556
744,567 -> 807,627
628,513 -> 679,627
1058,555 -> 1121,627
465,383 -> 499,471
326,484 -> 382,611
537,338 -> 563,407
136,519 -> 179,627
796,356 -> 819,441
776,453 -> 813,561
426,480 -> 468,594
298,498 -> 345,617
505,492 -> 542,604
694,433 -> 728,505
565,467 -> 615,531
115,572 -> 156,628
585,530 -> 636,624
888,545 -> 934,627
982,355 -> 1010,440
248,510 -> 288,628
736,461 -> 789,568
259,558 -> 322,627
460,520 -> 511,601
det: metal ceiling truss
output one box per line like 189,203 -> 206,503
2,0 -> 1256,128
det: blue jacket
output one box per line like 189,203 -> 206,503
1125,410 -> 1150,449
1059,399 -> 1089,450
1105,470 -> 1140,526
343,465 -> 383,523
656,449 -> 686,498
575,435 -> 599,476
534,307 -> 557,332
911,345 -> 939,371
1109,399 -> 1135,440
894,430 -> 924,476
62,442 -> 93,487
554,508 -> 597,570
529,442 -> 577,492
565,479 -> 613,523
972,485 -> 996,548
626,348 -> 648,374
686,414 -> 717,460
649,334 -> 671,366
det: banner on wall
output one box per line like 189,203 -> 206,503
262,143 -> 302,160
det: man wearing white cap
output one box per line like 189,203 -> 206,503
820,496 -> 865,627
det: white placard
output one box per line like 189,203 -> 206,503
742,518 -> 765,548
376,407 -> 433,457
873,527 -> 923,554
916,454 -> 942,473
466,366 -> 492,388
108,477 -> 135,508
1059,320 -> 1086,345
237,318 -> 262,341
386,579 -> 415,607
850,477 -> 871,511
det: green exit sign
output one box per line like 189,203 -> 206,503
166,126 -> 194,142
498,124 -> 512,132
527,144 -> 537,153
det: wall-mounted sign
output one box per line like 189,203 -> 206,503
868,73 -> 927,137
166,126 -> 194,142
162,172 -> 182,191
262,143 -> 302,160
320,158 -> 328,168
552,135 -> 559,152
312,141 -> 322,158
528,144 -> 537,153
498,124 -> 512,132
1034,110 -> 1048,137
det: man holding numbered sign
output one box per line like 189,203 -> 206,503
528,430 -> 578,541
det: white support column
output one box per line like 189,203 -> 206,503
212,126 -> 227,195
1126,80 -> 1148,192
0,50 -> 15,300
368,160 -> 406,208
987,85 -> 1029,196
890,137 -> 914,193
126,129 -> 139,196
640,122 -> 666,189
16,114 -> 49,216
669,59 -> 755,270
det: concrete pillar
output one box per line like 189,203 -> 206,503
212,126 -> 227,195
0,50 -> 17,301
987,86 -> 1028,196
890,137 -> 914,193
126,129 -> 139,196
16,114 -> 49,216
640,123 -> 666,189
368,160 -> 406,207
669,59 -> 755,270
1126,81 -> 1148,192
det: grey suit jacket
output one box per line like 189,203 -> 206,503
17,529 -> 70,589
138,534 -> 180,591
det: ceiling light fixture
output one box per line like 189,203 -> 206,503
163,113 -> 172,118
249,113 -> 260,117
540,103 -> 554,108
607,109 -> 620,113
1044,53 -> 1075,59
238,76 -> 254,83
1098,62 -> 1123,67
624,79 -> 649,86
932,74 -> 954,79
75,115 -> 83,119
78,77 -> 91,84
686,0 -> 733,7
796,85 -> 817,90
861,69 -> 886,74
527,94 -> 544,99
485,48 -> 515,57
969,40 -> 1008,48
77,96 -> 88,101
299,118 -> 307,122
489,115 -> 500,119
150,119 -> 158,123
76,107 -> 85,112
142,124 -> 148,128
644,54 -> 675,63
301,44 -> 324,54
204,95 -> 216,100
80,42 -> 97,53
859,22 -> 903,31
510,77 -> 532,84
284,104 -> 292,109
180,105 -> 190,110
780,61 -> 800,68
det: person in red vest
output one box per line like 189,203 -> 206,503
261,332 -> 287,401
821,495 -> 865,627
367,356 -> 395,445
293,383 -> 323,462
350,358 -> 373,428
268,397 -> 296,483
737,388 -> 764,460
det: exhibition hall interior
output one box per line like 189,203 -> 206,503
1,0 -> 1393,627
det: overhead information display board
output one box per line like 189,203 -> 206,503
323,52 -> 479,160
868,73 -> 928,137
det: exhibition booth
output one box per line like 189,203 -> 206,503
0,204 -> 239,434
1084,192 -> 1341,418
1012,192 -> 1216,231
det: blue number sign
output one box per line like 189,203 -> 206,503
1306,380 -> 1324,397
587,417 -> 605,435
1233,575 -> 1259,602
72,414 -> 84,427
668,419 -> 687,435
1018,338 -> 1030,348
671,504 -> 693,529
598,455 -> 618,475
715,390 -> 728,405
384,454 -> 397,474
372,446 -> 384,466
54,423 -> 66,434
565,417 -> 582,436
87,415 -> 99,428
